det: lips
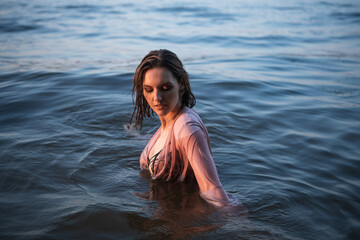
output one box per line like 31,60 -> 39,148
154,104 -> 166,110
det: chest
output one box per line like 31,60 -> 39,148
148,129 -> 169,158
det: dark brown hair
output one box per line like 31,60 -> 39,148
130,49 -> 196,128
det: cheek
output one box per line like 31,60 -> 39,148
143,91 -> 150,102
169,89 -> 180,102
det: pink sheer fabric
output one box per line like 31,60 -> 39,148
140,107 -> 242,207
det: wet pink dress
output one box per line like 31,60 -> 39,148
140,107 -> 241,207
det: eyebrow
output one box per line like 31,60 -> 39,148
143,83 -> 172,88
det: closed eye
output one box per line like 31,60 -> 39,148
162,85 -> 172,91
144,87 -> 152,92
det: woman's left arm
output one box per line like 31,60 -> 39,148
181,127 -> 235,207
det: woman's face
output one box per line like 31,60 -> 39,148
143,67 -> 182,117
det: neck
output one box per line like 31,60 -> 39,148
159,106 -> 183,130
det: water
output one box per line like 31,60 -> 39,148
1,0 -> 359,239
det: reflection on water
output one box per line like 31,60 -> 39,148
134,171 -> 247,239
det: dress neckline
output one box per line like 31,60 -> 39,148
147,107 -> 188,158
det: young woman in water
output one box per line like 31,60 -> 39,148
130,49 -> 242,208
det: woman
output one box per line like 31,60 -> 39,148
131,49 -> 242,208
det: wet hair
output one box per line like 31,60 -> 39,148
130,49 -> 196,128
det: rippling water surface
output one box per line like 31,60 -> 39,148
1,0 -> 360,239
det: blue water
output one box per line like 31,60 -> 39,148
1,0 -> 359,239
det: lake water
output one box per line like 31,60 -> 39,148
0,0 -> 359,239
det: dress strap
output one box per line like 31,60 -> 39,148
148,149 -> 162,176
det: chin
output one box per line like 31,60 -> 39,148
156,110 -> 169,116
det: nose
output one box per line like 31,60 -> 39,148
154,89 -> 162,102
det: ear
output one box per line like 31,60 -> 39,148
179,84 -> 185,95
